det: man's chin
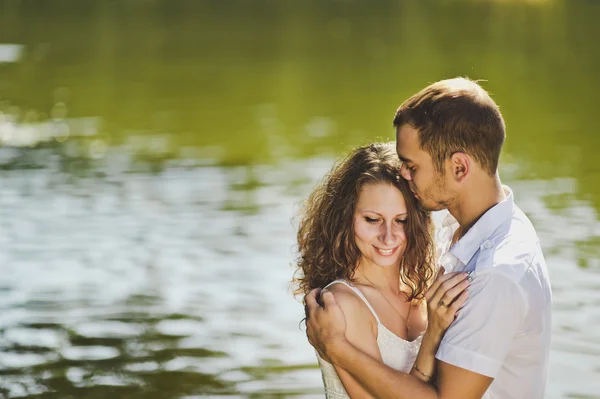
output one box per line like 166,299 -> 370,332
417,200 -> 444,212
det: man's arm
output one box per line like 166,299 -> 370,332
306,271 -> 493,399
325,312 -> 492,399
319,269 -> 526,399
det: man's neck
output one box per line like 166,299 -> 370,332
448,175 -> 505,241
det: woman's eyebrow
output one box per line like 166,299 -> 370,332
358,211 -> 408,217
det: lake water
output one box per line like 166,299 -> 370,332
0,0 -> 599,397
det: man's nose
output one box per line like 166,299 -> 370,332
400,163 -> 412,180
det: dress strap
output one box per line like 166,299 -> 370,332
324,280 -> 381,324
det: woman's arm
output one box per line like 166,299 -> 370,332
409,323 -> 445,383
326,284 -> 382,399
409,269 -> 471,383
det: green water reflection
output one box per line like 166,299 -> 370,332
2,0 -> 599,167
2,0 -> 600,200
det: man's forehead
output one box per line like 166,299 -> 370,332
395,144 -> 412,163
395,125 -> 420,161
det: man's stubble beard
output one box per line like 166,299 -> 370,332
417,172 -> 456,212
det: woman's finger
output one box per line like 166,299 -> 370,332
425,267 -> 444,302
436,266 -> 446,279
439,279 -> 470,308
425,267 -> 460,300
430,272 -> 469,309
429,272 -> 466,300
448,289 -> 470,313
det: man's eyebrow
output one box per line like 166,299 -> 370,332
397,154 -> 413,163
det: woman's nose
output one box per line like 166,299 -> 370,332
380,224 -> 396,245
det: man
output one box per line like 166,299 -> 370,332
305,77 -> 552,399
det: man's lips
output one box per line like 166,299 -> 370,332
409,185 -> 418,198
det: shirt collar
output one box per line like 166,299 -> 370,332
446,185 -> 514,265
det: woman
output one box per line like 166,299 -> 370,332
293,142 -> 470,398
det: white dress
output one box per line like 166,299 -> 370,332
316,280 -> 423,399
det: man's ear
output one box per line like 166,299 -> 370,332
450,152 -> 469,182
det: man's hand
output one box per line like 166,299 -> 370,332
304,288 -> 348,362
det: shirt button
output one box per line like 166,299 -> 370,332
482,240 -> 493,250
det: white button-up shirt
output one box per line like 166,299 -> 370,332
435,186 -> 552,399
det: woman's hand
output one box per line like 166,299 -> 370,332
410,268 -> 471,384
424,267 -> 471,338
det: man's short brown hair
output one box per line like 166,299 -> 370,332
393,78 -> 505,176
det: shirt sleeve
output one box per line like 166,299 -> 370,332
435,269 -> 527,378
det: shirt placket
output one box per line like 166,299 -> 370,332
437,224 -> 462,273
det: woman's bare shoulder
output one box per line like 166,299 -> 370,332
326,283 -> 361,309
325,282 -> 376,332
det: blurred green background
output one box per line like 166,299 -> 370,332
0,0 -> 599,398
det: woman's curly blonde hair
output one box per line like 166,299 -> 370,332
293,142 -> 435,301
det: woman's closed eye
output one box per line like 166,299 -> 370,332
364,217 -> 407,224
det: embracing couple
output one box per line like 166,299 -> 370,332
293,78 -> 552,399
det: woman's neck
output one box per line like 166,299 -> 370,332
353,263 -> 401,296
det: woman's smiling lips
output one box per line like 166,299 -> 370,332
373,245 -> 400,256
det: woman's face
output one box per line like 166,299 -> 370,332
354,182 -> 408,270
